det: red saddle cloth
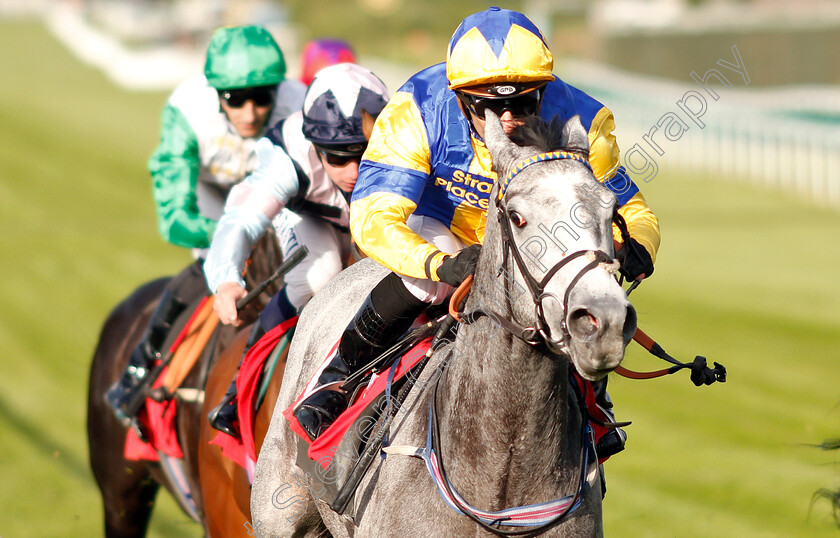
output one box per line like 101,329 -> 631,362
124,297 -> 215,461
283,337 -> 433,470
124,363 -> 183,461
210,317 -> 298,470
571,373 -> 619,465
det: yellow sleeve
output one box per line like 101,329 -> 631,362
350,193 -> 447,280
586,107 -> 661,263
613,192 -> 661,263
363,91 -> 431,174
351,91 -> 448,279
588,107 -> 622,182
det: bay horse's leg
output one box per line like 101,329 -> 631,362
87,278 -> 169,537
202,321 -> 328,537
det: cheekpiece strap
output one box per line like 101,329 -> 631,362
497,150 -> 592,200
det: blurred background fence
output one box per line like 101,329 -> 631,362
563,59 -> 840,209
10,0 -> 836,209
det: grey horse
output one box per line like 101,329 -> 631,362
250,112 -> 637,537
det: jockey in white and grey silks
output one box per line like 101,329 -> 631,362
203,111 -> 352,314
105,25 -> 305,430
204,64 -> 391,438
292,8 -> 661,456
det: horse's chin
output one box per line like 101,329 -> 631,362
549,335 -> 624,381
573,363 -> 617,382
569,346 -> 623,381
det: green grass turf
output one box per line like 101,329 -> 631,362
2,16 -> 840,538
602,174 -> 840,536
0,19 -> 199,537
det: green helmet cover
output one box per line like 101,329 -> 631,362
204,25 -> 286,90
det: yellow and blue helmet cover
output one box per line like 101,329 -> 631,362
446,7 -> 554,90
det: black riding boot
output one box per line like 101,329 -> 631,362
208,323 -> 267,438
294,273 -> 428,441
592,378 -> 627,459
104,290 -> 188,425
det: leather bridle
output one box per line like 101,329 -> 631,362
463,150 -> 619,353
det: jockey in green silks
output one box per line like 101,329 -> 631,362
105,25 -> 305,428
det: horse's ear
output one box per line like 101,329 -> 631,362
562,115 -> 589,153
362,110 -> 376,141
483,110 -> 519,174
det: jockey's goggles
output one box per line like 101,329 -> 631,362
314,143 -> 367,166
218,85 -> 276,108
456,81 -> 546,119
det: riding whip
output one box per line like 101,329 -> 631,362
236,246 -> 309,310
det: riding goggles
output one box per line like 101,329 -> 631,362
218,85 -> 277,108
457,82 -> 546,118
314,143 -> 367,166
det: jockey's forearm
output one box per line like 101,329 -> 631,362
616,192 -> 660,263
204,208 -> 271,293
350,192 -> 444,280
204,157 -> 293,293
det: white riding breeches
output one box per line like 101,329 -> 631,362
401,214 -> 467,305
271,209 -> 351,311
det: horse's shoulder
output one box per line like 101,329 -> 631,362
103,277 -> 171,326
300,258 -> 388,320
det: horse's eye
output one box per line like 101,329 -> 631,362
509,211 -> 527,228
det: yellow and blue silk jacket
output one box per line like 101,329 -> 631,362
350,63 -> 660,281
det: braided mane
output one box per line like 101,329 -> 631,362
508,115 -> 589,157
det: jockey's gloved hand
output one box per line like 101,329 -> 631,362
436,245 -> 482,287
616,237 -> 654,281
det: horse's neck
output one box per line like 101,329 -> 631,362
434,270 -> 584,507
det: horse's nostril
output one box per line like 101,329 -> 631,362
569,308 -> 599,339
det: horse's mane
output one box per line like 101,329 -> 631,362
508,115 -> 589,157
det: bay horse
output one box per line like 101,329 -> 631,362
196,317 -> 293,538
250,112 -> 637,537
87,232 -> 282,537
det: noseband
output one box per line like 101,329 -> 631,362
494,151 -> 619,352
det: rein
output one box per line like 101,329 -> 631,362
417,364 -> 596,536
620,328 -> 727,385
450,278 -> 727,386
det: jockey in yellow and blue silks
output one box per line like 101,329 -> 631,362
352,11 -> 658,280
293,7 -> 660,446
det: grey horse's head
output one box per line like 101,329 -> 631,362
483,111 -> 637,380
